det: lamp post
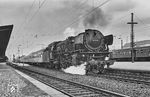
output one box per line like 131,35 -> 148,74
113,36 -> 116,50
118,37 -> 123,49
18,44 -> 21,62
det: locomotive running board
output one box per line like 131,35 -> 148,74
79,52 -> 110,54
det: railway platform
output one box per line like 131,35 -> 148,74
0,62 -> 69,97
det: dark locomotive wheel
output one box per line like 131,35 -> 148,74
98,68 -> 105,74
85,64 -> 90,74
85,61 -> 105,74
85,70 -> 89,75
53,61 -> 61,70
91,65 -> 100,74
99,63 -> 105,74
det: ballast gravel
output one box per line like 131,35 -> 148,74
23,65 -> 150,97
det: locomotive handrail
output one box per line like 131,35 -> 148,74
80,52 -> 110,54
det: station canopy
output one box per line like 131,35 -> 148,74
0,25 -> 13,57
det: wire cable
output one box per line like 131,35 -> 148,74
16,0 -> 36,34
28,0 -> 47,22
134,14 -> 147,26
133,14 -> 150,32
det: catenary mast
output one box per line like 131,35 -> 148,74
127,13 -> 138,63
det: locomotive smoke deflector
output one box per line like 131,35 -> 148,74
104,35 -> 113,45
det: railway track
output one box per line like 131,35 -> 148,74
105,68 -> 150,77
10,65 -> 128,97
88,68 -> 150,85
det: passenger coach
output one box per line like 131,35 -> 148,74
112,46 -> 150,61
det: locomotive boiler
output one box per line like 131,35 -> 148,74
19,29 -> 114,74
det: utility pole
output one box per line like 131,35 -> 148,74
127,13 -> 138,63
121,39 -> 123,49
18,47 -> 20,58
18,45 -> 21,62
118,36 -> 123,49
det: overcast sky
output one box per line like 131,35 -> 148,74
1,0 -> 150,59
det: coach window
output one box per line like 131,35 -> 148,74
145,49 -> 148,54
121,51 -> 123,55
127,51 -> 129,55
129,51 -> 131,54
125,51 -> 127,55
136,50 -> 138,54
128,51 -> 130,54
146,49 -> 149,55
140,50 -> 143,53
145,49 -> 148,53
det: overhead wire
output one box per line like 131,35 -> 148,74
77,0 -> 89,9
15,0 -> 47,54
134,14 -> 150,32
39,0 -> 47,8
100,6 -> 137,36
32,0 -> 91,38
14,0 -> 36,52
55,0 -> 89,26
134,14 -> 147,26
28,0 -> 47,22
109,8 -> 136,28
16,0 -> 36,34
72,0 -> 89,14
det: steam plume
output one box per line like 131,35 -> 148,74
83,8 -> 110,28
63,27 -> 75,38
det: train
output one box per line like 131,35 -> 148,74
19,29 -> 114,74
111,46 -> 150,61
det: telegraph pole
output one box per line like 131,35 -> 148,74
127,13 -> 138,63
18,44 -> 21,62
121,39 -> 123,49
118,37 -> 123,49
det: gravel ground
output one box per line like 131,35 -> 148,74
23,65 -> 150,97
0,64 -> 51,97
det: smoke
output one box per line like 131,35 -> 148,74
63,27 -> 76,39
83,8 -> 110,28
81,0 -> 137,29
63,62 -> 87,75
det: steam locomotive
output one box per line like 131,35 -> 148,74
19,29 -> 114,74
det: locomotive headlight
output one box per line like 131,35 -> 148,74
82,54 -> 85,57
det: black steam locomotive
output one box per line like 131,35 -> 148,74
19,29 -> 114,74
